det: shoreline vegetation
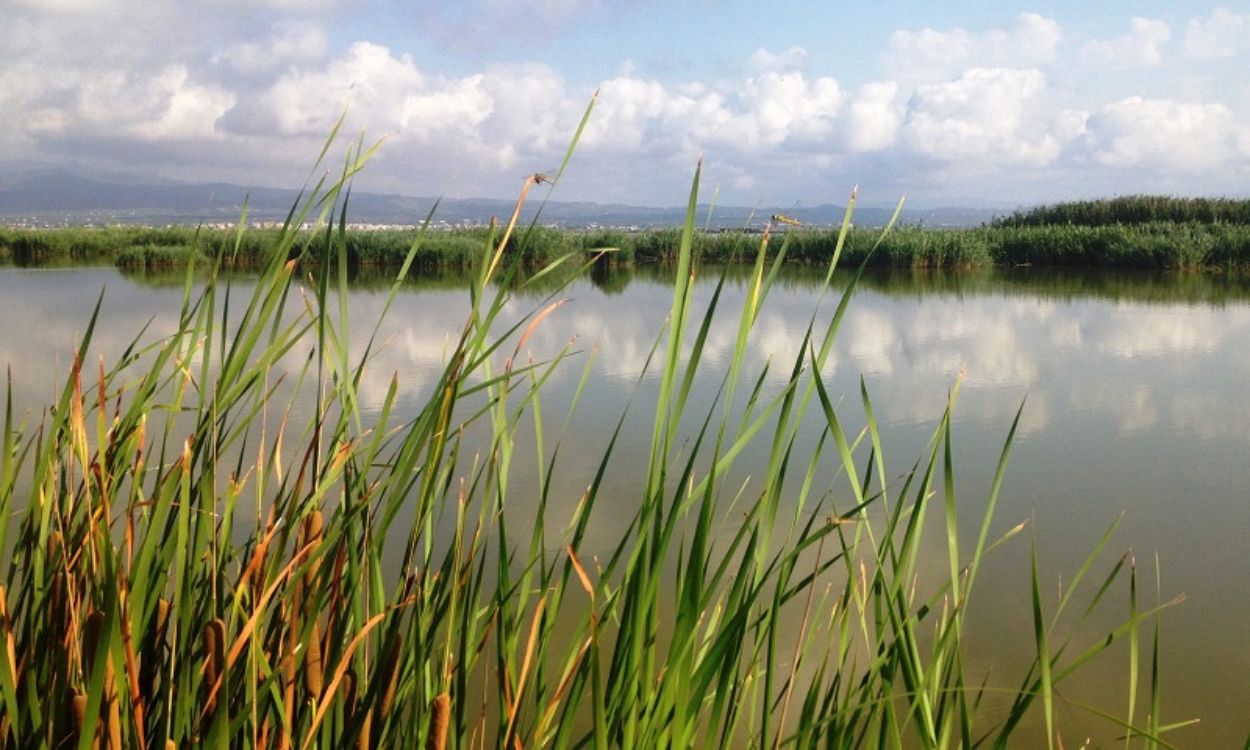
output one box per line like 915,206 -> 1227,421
107,261 -> 1250,312
0,113 -> 1196,747
3,195 -> 1250,271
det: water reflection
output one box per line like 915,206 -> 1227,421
12,264 -> 1250,474
3,263 -> 1249,745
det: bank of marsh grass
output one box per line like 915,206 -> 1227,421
5,199 -> 1250,272
992,195 -> 1250,227
0,119 -> 1191,748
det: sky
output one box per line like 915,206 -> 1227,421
2,0 -> 1248,209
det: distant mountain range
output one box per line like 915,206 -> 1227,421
0,172 -> 1004,229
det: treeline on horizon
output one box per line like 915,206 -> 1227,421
3,194 -> 1250,270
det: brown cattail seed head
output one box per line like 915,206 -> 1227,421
427,693 -> 450,750
202,618 -> 226,715
303,621 -> 323,697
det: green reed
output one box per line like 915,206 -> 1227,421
0,115 -> 1191,748
993,195 -> 1250,227
7,221 -> 1250,272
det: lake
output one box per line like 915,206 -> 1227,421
1,263 -> 1247,746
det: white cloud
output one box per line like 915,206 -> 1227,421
2,3 -> 1249,205
1184,8 -> 1248,60
585,49 -> 842,159
471,64 -> 582,165
217,21 -> 329,73
583,76 -> 691,153
749,47 -> 808,73
1080,18 -> 1170,67
901,68 -> 1065,167
738,70 -> 843,147
131,67 -> 237,140
265,43 -> 445,137
166,38 -> 826,198
1,63 -> 235,141
886,13 -> 1061,83
1053,108 -> 1090,143
258,45 -> 595,178
1087,96 -> 1246,170
397,76 -> 494,138
844,81 -> 902,153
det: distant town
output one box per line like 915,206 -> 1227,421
0,171 -> 1003,230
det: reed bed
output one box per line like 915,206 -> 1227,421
0,121 -> 1187,749
993,195 -> 1250,227
627,224 -> 1250,269
6,202 -> 1250,272
0,227 -> 599,271
4,222 -> 1250,272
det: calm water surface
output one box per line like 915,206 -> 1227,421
1,264 -> 1247,746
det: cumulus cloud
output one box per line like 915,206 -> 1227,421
886,12 -> 1061,83
1080,18 -> 1171,67
1184,7 -> 1248,60
583,49 -> 842,158
216,21 -> 329,74
2,63 -> 235,141
130,68 -> 237,140
2,1 -> 1250,205
0,29 -> 858,197
1086,96 -> 1247,170
258,44 -> 593,171
263,43 -> 490,140
584,76 -> 722,158
737,70 -> 843,147
844,81 -> 902,153
901,68 -> 1067,167
265,43 -> 411,136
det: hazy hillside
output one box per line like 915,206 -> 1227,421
0,172 -> 1002,229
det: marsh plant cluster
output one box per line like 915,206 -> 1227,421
0,120 -> 1186,749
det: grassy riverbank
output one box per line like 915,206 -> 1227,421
4,197 -> 1250,271
0,128 -> 1187,748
